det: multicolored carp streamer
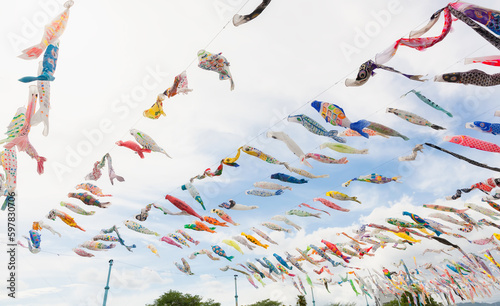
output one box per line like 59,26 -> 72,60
73,248 -> 94,257
68,192 -> 111,208
435,69 -> 500,86
164,71 -> 192,98
181,182 -> 205,210
80,241 -> 116,251
425,143 -> 500,172
185,221 -> 216,233
147,244 -> 160,257
33,220 -> 61,237
402,90 -> 453,117
211,208 -> 239,225
175,258 -> 194,275
375,7 -> 452,64
1,148 -> 17,210
253,181 -> 291,191
20,230 -> 41,254
484,199 -> 500,212
19,41 -> 59,83
143,94 -> 166,119
134,203 -> 153,222
165,194 -> 204,221
46,209 -> 85,231
313,198 -> 349,212
298,203 -> 331,216
367,122 -> 409,140
222,239 -> 244,254
311,101 -> 370,138
267,130 -> 311,168
447,2 -> 500,50
286,209 -> 321,218
338,128 -> 388,138
203,216 -> 228,227
465,203 -> 500,219
84,153 -> 125,185
3,86 -> 46,175
18,0 -> 74,60
233,0 -> 271,26
446,177 -> 500,200
189,162 -> 226,182
130,129 -> 171,158
101,225 -> 136,252
189,249 -> 219,260
246,189 -> 284,197
326,191 -> 361,204
116,140 -> 152,158
283,164 -> 329,179
387,108 -> 445,130
287,114 -> 346,143
423,204 -> 468,214
320,143 -> 368,154
212,245 -> 234,261
342,173 -> 401,187
399,144 -> 424,161
253,228 -> 279,246
444,135 -> 500,153
92,235 -> 119,242
124,220 -> 159,236
74,183 -> 111,197
242,145 -> 286,165
31,61 -> 52,136
345,60 -> 425,87
219,199 -> 258,210
198,50 -> 234,90
466,121 -> 500,135
60,201 -> 95,215
271,215 -> 302,231
270,173 -> 308,184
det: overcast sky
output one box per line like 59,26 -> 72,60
1,0 -> 500,305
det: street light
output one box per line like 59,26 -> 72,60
311,286 -> 315,306
103,259 -> 114,306
234,275 -> 239,306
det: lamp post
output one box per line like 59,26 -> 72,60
234,275 -> 239,306
311,286 -> 315,306
103,259 -> 113,306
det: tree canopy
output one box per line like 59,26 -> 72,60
247,298 -> 285,306
383,291 -> 442,306
146,290 -> 221,306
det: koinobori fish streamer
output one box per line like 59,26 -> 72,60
84,153 -> 125,185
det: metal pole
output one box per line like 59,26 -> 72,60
311,286 -> 315,306
103,259 -> 114,306
234,275 -> 238,306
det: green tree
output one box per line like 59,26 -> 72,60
296,295 -> 307,306
248,299 -> 284,306
383,291 -> 442,306
146,290 -> 220,306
